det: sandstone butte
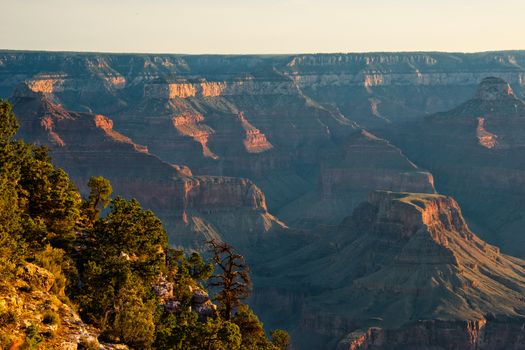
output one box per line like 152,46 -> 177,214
251,191 -> 525,350
389,76 -> 525,258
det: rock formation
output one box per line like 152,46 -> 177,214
0,263 -> 118,349
252,191 -> 525,349
10,84 -> 286,250
6,51 -> 525,349
4,51 -> 525,230
277,129 -> 435,227
389,77 -> 525,257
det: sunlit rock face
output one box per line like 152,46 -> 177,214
2,51 -> 525,123
6,51 -> 525,253
0,263 -> 111,349
10,85 -> 286,251
252,191 -> 525,350
144,80 -> 296,99
386,76 -> 525,257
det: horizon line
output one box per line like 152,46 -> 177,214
2,48 -> 525,57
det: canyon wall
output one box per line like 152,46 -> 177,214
252,191 -> 525,349
10,86 -> 286,250
338,319 -> 525,350
388,77 -> 525,257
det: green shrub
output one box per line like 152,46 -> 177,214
0,309 -> 18,326
23,324 -> 43,349
271,329 -> 291,350
34,245 -> 76,296
42,310 -> 59,325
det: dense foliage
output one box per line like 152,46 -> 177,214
0,100 -> 289,349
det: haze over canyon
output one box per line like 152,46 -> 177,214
3,50 -> 525,349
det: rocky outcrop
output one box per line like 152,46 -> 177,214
0,263 -> 120,350
10,87 -> 286,251
172,111 -> 218,159
338,319 -> 525,350
17,263 -> 56,292
252,191 -> 525,349
153,275 -> 218,320
176,176 -> 267,212
428,77 -> 525,130
320,131 -> 434,197
143,79 -> 296,99
26,77 -> 65,94
389,77 -> 525,257
94,114 -> 149,153
475,76 -> 515,101
476,117 -> 498,149
276,130 -> 435,227
237,112 -> 273,153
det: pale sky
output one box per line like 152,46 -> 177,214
1,0 -> 524,54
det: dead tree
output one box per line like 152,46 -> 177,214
207,240 -> 252,320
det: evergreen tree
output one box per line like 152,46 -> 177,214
271,329 -> 291,350
81,176 -> 112,227
0,100 -> 24,276
12,143 -> 82,252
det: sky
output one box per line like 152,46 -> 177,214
1,0 -> 525,54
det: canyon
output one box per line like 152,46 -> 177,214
388,76 -> 525,257
252,191 -> 525,349
3,50 -> 525,349
10,83 -> 286,250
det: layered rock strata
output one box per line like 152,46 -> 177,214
252,191 -> 525,349
389,77 -> 525,256
10,84 -> 286,250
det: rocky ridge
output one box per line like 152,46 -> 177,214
277,130 -> 435,227
10,84 -> 286,250
252,191 -> 525,349
389,77 -> 525,257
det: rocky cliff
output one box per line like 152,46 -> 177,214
4,51 -> 525,230
143,78 -> 296,99
276,129 -> 435,227
3,50 -> 525,142
338,319 -> 525,350
252,191 -> 525,349
389,77 -> 525,257
10,84 -> 286,250
0,263 -> 116,349
284,52 -> 525,127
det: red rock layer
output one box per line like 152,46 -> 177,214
11,85 -> 285,250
